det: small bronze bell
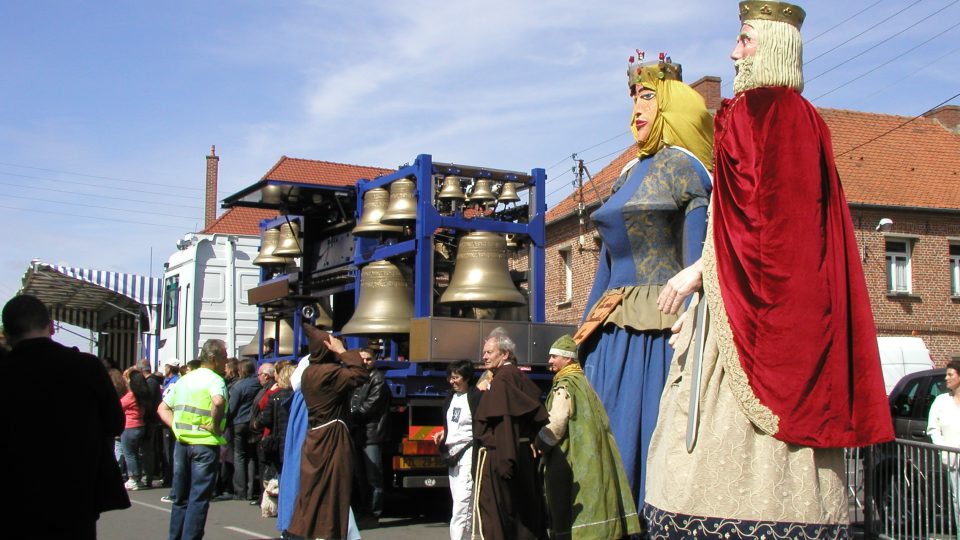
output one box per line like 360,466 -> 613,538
380,178 -> 418,224
498,181 -> 521,204
272,220 -> 302,257
301,297 -> 334,329
468,179 -> 496,204
239,319 -> 294,357
341,260 -> 415,335
440,231 -> 526,306
253,228 -> 287,266
437,176 -> 466,201
354,188 -> 404,236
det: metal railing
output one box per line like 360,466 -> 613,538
848,439 -> 960,539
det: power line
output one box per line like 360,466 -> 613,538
805,0 -> 926,65
843,43 -> 960,107
810,21 -> 960,101
0,204 -> 191,230
0,171 -> 203,200
0,179 -> 204,210
545,130 -> 631,176
1,193 -> 199,220
807,0 -> 959,84
0,161 -> 204,191
805,0 -> 887,44
721,0 -> 932,91
835,90 -> 960,158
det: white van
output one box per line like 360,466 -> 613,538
877,336 -> 935,395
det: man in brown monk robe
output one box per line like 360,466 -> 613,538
472,332 -> 548,540
288,325 -> 368,540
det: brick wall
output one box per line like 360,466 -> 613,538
543,205 -> 960,364
852,207 -> 960,364
544,210 -> 601,325
923,105 -> 960,134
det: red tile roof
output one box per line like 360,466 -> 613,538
547,107 -> 960,223
203,157 -> 394,235
821,108 -> 960,210
203,207 -> 277,235
261,156 -> 393,186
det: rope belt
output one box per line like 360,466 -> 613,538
472,447 -> 488,540
309,418 -> 347,431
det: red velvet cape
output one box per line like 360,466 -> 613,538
712,87 -> 893,448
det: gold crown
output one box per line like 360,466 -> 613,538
739,1 -> 805,29
627,51 -> 682,94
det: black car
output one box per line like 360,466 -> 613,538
889,368 -> 947,441
873,368 -> 955,536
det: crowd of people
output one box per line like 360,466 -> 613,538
5,2 -> 950,539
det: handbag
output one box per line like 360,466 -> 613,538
440,441 -> 473,467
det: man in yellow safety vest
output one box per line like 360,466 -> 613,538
158,339 -> 228,540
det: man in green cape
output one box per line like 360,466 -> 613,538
536,335 -> 641,539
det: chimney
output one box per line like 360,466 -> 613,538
690,76 -> 722,113
205,145 -> 219,229
923,105 -> 960,134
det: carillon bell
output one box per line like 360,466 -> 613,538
380,178 -> 418,224
468,179 -> 496,204
262,184 -> 283,205
437,176 -> 466,201
301,297 -> 334,329
239,319 -> 294,357
273,220 -> 302,257
498,182 -> 520,204
253,228 -> 287,266
353,188 -> 404,236
341,260 -> 415,335
440,231 -> 526,306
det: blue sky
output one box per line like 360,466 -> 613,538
1,0 -> 958,349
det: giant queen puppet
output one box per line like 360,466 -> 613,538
578,51 -> 714,511
643,2 -> 894,538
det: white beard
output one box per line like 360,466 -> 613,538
733,56 -> 756,95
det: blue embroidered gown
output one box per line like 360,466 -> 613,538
581,146 -> 710,506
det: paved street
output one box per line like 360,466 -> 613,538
98,487 -> 451,540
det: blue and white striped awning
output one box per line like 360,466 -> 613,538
18,261 -> 162,369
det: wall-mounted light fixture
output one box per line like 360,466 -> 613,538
876,218 -> 893,232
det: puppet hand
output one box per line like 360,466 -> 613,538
668,315 -> 685,348
432,429 -> 444,446
658,259 -> 703,315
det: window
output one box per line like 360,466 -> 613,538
559,248 -> 573,304
885,239 -> 912,293
162,276 -> 179,329
951,243 -> 960,297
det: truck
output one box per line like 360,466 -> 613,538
221,154 -> 573,490
157,233 -> 262,364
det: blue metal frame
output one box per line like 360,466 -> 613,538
352,154 -> 546,323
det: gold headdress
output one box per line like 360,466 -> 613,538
738,1 -> 805,30
627,51 -> 682,96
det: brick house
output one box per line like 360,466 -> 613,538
543,78 -> 960,365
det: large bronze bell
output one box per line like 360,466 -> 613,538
253,228 -> 287,266
273,220 -> 302,257
380,178 -> 418,224
440,232 -> 526,306
498,181 -> 520,204
239,319 -> 294,357
354,188 -> 403,236
341,260 -> 414,335
468,179 -> 496,204
437,176 -> 466,201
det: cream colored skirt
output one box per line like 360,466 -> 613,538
643,226 -> 848,539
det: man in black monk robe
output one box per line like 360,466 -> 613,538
472,332 -> 548,540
